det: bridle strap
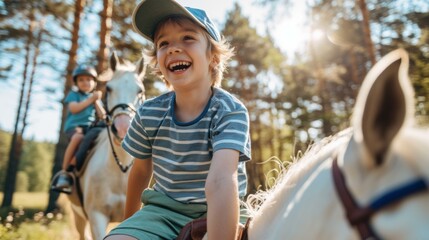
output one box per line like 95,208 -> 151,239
99,94 -> 136,173
108,103 -> 136,117
106,125 -> 133,173
332,156 -> 428,240
332,156 -> 379,240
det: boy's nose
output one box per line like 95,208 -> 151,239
168,45 -> 182,54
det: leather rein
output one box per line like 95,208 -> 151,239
98,92 -> 142,173
332,155 -> 428,240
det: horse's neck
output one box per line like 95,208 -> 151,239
249,132 -> 351,239
87,129 -> 132,171
396,128 -> 429,177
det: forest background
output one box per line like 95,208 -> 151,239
0,0 -> 428,237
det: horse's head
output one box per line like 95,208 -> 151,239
99,52 -> 146,139
249,49 -> 429,240
338,49 -> 429,239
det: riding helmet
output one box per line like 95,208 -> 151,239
72,65 -> 98,82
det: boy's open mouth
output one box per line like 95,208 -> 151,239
168,61 -> 191,72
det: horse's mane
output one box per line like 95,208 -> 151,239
243,128 -> 352,217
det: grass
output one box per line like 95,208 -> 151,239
0,192 -> 48,209
0,191 -> 51,223
0,192 -> 50,223
0,192 -> 78,240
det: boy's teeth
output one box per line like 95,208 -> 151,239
169,61 -> 191,71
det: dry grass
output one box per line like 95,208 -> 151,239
0,192 -> 49,209
0,192 -> 122,239
0,192 -> 79,240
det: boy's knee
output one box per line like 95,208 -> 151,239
104,235 -> 138,240
71,132 -> 84,141
75,126 -> 84,134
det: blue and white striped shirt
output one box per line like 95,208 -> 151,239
122,87 -> 251,203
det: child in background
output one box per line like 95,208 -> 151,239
105,0 -> 251,239
51,65 -> 102,194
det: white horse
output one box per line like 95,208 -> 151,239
246,49 -> 429,240
68,52 -> 146,240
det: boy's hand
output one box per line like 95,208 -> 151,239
92,90 -> 103,101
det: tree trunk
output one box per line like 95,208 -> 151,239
21,20 -> 44,137
349,48 -> 359,84
269,108 -> 276,158
46,0 -> 86,213
357,0 -> 376,65
1,17 -> 35,208
256,115 -> 265,190
97,0 -> 113,73
276,110 -> 284,161
246,116 -> 262,194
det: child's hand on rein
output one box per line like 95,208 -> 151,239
92,90 -> 103,101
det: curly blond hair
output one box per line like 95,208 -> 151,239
144,16 -> 234,88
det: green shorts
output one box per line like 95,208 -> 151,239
105,189 -> 207,240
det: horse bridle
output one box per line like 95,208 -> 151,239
99,92 -> 143,173
332,155 -> 428,240
106,103 -> 136,141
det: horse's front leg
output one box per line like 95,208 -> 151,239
87,210 -> 110,240
70,205 -> 91,240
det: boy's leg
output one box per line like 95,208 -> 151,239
104,233 -> 156,240
104,235 -> 138,240
62,128 -> 84,170
52,128 -> 84,193
105,189 -> 207,240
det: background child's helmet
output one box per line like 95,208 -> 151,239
72,65 -> 98,83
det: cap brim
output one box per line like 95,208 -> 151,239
132,0 -> 205,43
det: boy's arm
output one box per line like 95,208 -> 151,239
94,99 -> 107,120
206,149 -> 240,240
124,158 -> 153,220
68,90 -> 102,114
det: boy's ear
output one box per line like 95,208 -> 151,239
209,55 -> 219,69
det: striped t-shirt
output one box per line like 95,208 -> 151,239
122,87 -> 251,204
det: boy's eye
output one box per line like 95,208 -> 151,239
157,41 -> 168,49
183,35 -> 194,41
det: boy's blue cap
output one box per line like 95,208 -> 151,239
132,0 -> 221,43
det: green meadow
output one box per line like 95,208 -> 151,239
0,192 -> 78,240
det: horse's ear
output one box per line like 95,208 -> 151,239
110,51 -> 120,71
135,57 -> 146,80
352,49 -> 414,168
